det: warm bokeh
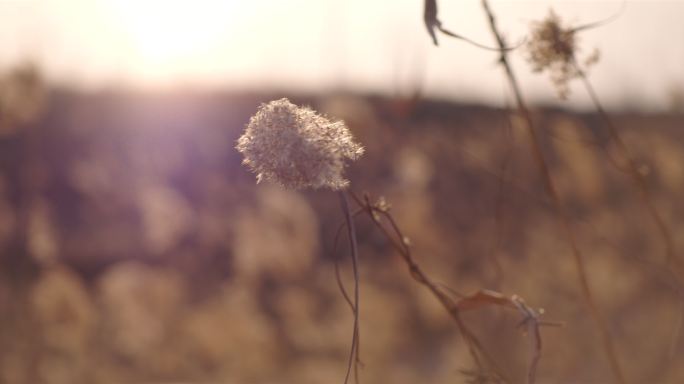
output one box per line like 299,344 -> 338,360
1,1 -> 684,383
0,1 -> 682,109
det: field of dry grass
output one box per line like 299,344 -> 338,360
1,88 -> 683,383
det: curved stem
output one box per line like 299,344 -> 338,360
339,191 -> 361,384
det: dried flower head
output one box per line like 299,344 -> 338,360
236,98 -> 364,190
526,10 -> 600,99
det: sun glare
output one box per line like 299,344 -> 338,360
101,0 -> 240,83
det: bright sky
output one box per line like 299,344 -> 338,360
0,0 -> 682,110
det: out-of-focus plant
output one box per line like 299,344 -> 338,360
525,9 -> 684,376
425,1 -> 627,382
526,10 -> 600,99
423,0 -> 517,50
483,1 -> 626,381
98,262 -> 186,363
423,1 -> 684,382
0,62 -> 45,135
525,8 -> 680,275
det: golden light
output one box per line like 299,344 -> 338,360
101,0 -> 241,83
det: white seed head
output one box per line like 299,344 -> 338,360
236,98 -> 364,190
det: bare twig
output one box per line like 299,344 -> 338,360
350,191 -> 508,380
349,191 -> 555,383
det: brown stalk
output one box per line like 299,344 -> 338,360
480,1 -> 626,383
571,57 -> 680,270
338,191 -> 361,384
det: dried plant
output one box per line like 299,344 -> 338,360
2,2 -> 679,383
524,6 -> 680,271
236,97 -> 552,383
423,0 -> 517,50
526,10 -> 577,98
478,1 -> 626,383
527,7 -> 684,363
525,10 -> 600,99
237,98 -> 364,383
236,98 -> 363,190
576,62 -> 681,271
340,192 -> 555,384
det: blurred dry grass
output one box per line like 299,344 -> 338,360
1,89 -> 684,383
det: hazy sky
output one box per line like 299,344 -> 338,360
0,0 -> 682,110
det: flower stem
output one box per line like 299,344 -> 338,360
339,190 -> 360,384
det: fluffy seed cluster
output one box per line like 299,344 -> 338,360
526,10 -> 599,99
236,98 -> 364,190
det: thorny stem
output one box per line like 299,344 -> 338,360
339,191 -> 361,384
480,1 -> 627,383
572,57 -> 680,270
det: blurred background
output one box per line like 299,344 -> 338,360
1,1 -> 684,383
1,0 -> 683,110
